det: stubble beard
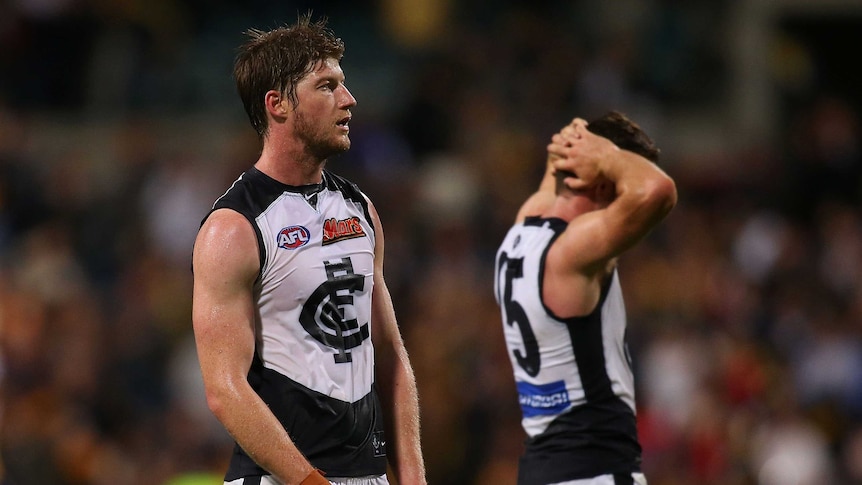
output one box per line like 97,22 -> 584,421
295,110 -> 351,161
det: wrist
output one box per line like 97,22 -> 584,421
300,469 -> 328,485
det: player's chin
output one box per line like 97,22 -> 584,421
328,137 -> 351,155
336,136 -> 351,152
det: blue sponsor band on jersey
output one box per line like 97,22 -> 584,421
516,379 -> 571,417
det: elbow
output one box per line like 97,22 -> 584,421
204,387 -> 228,420
203,379 -> 240,422
645,174 -> 678,217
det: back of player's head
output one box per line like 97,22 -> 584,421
233,13 -> 345,139
587,111 -> 660,163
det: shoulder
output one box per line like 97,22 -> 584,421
323,170 -> 366,203
514,191 -> 555,224
212,169 -> 286,220
194,208 -> 260,281
198,208 -> 254,237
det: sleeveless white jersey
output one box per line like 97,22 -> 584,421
494,216 -> 642,484
254,176 -> 375,400
202,168 -> 387,480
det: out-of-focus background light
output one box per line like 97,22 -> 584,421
1,1 -> 862,484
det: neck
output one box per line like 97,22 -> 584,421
545,192 -> 593,222
255,138 -> 326,186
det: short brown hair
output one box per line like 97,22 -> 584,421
233,14 -> 345,139
587,111 -> 660,163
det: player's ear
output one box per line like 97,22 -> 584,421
264,90 -> 290,118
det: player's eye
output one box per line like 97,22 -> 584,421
319,80 -> 338,91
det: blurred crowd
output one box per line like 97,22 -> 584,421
2,1 -> 862,485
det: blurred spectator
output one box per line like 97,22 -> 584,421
2,2 -> 862,485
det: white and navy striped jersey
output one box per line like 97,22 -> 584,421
201,167 -> 387,480
494,216 -> 642,484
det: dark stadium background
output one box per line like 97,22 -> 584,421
2,1 -> 862,484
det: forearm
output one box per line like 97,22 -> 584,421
602,148 -> 677,217
210,384 -> 317,485
382,350 -> 426,485
537,154 -> 557,194
367,219 -> 426,484
541,122 -> 579,194
515,156 -> 558,222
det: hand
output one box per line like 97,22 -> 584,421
547,118 -> 585,163
547,120 -> 617,190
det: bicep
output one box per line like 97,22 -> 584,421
568,176 -> 674,266
560,154 -> 676,269
192,210 -> 260,387
371,274 -> 401,352
553,207 -> 643,274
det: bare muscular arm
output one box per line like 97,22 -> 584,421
543,121 -> 677,316
366,199 -> 427,485
192,208 -> 321,485
549,121 -> 677,273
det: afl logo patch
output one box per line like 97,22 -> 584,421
277,225 -> 310,250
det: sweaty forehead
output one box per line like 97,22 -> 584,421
305,57 -> 344,80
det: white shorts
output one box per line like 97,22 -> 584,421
225,474 -> 389,485
548,473 -> 647,485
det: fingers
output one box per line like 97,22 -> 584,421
548,129 -> 582,173
547,141 -> 568,161
550,133 -> 570,146
562,174 -> 588,190
559,122 -> 589,145
549,148 -> 579,178
548,133 -> 571,157
547,116 -> 592,178
559,125 -> 578,142
572,121 -> 589,138
554,129 -> 578,150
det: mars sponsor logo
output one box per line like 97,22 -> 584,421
322,217 -> 365,245
277,225 -> 311,250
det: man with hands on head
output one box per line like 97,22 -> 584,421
192,15 -> 426,485
494,112 -> 677,485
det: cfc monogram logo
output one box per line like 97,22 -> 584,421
299,258 -> 369,363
